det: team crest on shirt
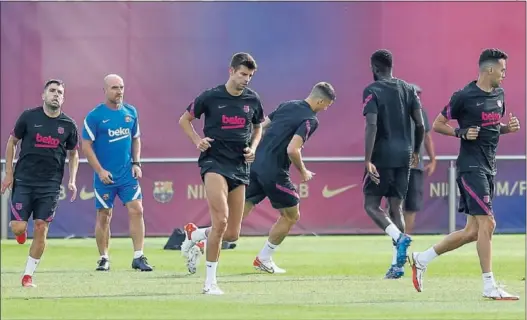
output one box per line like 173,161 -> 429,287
57,127 -> 64,134
243,105 -> 250,113
103,194 -> 110,200
483,195 -> 490,203
153,181 -> 174,203
496,100 -> 502,108
15,203 -> 23,211
125,116 -> 132,123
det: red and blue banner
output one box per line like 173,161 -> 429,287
1,2 -> 525,237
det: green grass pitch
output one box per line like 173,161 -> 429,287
1,235 -> 525,320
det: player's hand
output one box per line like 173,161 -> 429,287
424,159 -> 437,176
410,153 -> 420,168
507,113 -> 520,133
365,161 -> 380,185
0,172 -> 13,194
196,137 -> 214,152
456,126 -> 479,140
300,169 -> 315,182
243,147 -> 256,163
98,169 -> 114,185
132,164 -> 142,179
68,181 -> 77,202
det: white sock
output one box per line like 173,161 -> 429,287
258,240 -> 278,261
24,256 -> 40,276
385,224 -> 402,242
391,245 -> 398,266
417,247 -> 438,266
100,254 -> 109,260
482,272 -> 496,289
133,251 -> 143,259
205,261 -> 218,285
192,228 -> 209,242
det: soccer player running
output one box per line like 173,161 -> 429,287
362,49 -> 425,271
82,74 -> 152,272
0,79 -> 79,287
384,84 -> 436,279
410,49 -> 520,300
244,82 -> 336,274
178,52 -> 264,295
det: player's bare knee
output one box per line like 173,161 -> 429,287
281,208 -> 300,224
33,220 -> 49,238
211,215 -> 228,234
127,205 -> 143,219
97,209 -> 112,225
478,216 -> 496,236
10,221 -> 27,235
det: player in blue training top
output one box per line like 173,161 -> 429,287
82,74 -> 152,272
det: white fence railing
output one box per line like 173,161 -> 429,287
1,155 -> 525,239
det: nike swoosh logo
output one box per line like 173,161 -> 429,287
79,187 -> 95,200
102,119 -> 110,123
322,184 -> 358,198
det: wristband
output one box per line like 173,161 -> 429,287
132,161 -> 141,167
455,128 -> 469,140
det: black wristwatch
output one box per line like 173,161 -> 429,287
132,161 -> 141,167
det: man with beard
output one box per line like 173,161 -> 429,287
82,74 -> 153,272
179,52 -> 265,295
1,79 -> 80,287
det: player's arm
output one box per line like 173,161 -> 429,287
422,110 -> 436,174
362,90 -> 378,164
4,136 -> 20,176
287,135 -> 307,174
67,149 -> 79,181
433,91 -> 467,137
499,101 -> 520,134
66,123 -> 80,186
260,103 -> 283,134
179,94 -> 209,148
424,132 -> 436,162
5,112 -> 27,175
408,89 -> 425,154
249,99 -> 266,152
261,116 -> 272,132
250,124 -> 263,151
132,113 -> 141,164
81,113 -> 105,174
287,118 -> 319,175
1,112 -> 26,192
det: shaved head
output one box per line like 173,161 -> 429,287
103,74 -> 124,106
104,74 -> 124,87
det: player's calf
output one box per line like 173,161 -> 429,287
254,207 -> 298,274
30,220 -> 48,259
95,209 -> 112,270
199,172 -> 230,290
22,219 -> 49,287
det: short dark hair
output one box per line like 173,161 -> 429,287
230,52 -> 257,71
44,79 -> 65,90
371,49 -> 393,71
479,48 -> 508,66
312,82 -> 336,101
